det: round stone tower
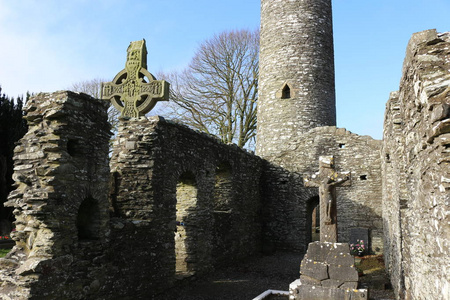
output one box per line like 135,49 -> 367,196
256,0 -> 336,157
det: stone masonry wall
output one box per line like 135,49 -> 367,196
257,0 -> 336,158
382,91 -> 407,297
0,93 -> 262,299
261,127 -> 383,253
0,91 -> 111,299
383,29 -> 450,299
108,117 -> 263,298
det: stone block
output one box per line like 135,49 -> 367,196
297,284 -> 345,300
300,259 -> 328,281
340,281 -> 358,290
328,264 -> 359,282
305,241 -> 332,262
300,275 -> 322,286
344,288 -> 368,300
326,250 -> 355,266
321,279 -> 344,288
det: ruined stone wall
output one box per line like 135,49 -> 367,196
261,127 -> 383,253
0,91 -> 111,299
0,93 -> 262,299
257,0 -> 336,158
382,91 -> 407,297
109,117 -> 263,298
383,29 -> 450,299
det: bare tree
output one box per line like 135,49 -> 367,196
161,29 -> 259,148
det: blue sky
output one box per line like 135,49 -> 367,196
0,0 -> 449,140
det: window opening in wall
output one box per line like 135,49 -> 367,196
281,84 -> 291,99
77,197 -> 100,240
213,162 -> 233,266
339,143 -> 346,149
67,139 -> 79,157
306,196 -> 320,243
175,172 -> 198,279
360,175 -> 368,180
214,163 -> 233,212
385,153 -> 391,162
110,172 -> 121,216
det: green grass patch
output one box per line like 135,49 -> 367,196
0,248 -> 11,258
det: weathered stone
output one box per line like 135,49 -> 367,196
0,91 -> 111,300
340,281 -> 358,290
102,40 -> 169,118
297,284 -> 345,300
344,288 -> 368,300
297,241 -> 361,299
304,156 -> 351,242
300,259 -> 329,281
326,250 -> 355,267
321,279 -> 344,288
383,30 -> 450,299
300,275 -> 322,286
328,264 -> 359,282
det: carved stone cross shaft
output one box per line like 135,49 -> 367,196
102,39 -> 169,118
303,156 -> 351,243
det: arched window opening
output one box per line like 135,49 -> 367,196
281,84 -> 291,99
175,171 -> 198,278
306,196 -> 320,243
77,197 -> 100,241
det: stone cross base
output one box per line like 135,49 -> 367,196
290,241 -> 368,300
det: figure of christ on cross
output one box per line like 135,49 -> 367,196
303,156 -> 351,243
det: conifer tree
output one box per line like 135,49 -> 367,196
0,87 -> 28,222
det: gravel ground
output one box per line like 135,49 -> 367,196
153,251 -> 395,300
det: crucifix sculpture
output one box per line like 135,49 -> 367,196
102,39 -> 169,118
303,156 -> 351,243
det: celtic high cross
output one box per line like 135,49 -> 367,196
102,39 -> 169,118
303,156 -> 351,243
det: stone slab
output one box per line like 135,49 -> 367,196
340,281 -> 358,290
344,288 -> 368,300
321,279 -> 344,288
326,250 -> 355,266
328,264 -> 359,282
300,259 -> 328,281
300,275 -> 322,286
297,284 -> 345,300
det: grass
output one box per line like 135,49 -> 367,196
0,248 -> 11,258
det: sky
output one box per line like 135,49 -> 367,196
0,0 -> 449,140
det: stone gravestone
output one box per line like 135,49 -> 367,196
102,39 -> 169,118
349,228 -> 369,256
290,156 -> 368,300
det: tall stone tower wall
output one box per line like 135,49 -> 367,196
257,0 -> 336,157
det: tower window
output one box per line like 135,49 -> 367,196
281,84 -> 291,99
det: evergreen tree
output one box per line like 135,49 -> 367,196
0,86 -> 28,221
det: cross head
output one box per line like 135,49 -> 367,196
102,39 -> 169,118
